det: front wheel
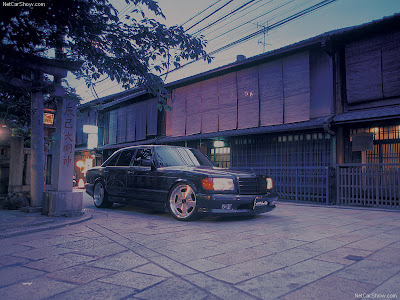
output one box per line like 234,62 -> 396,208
168,184 -> 199,221
93,182 -> 113,208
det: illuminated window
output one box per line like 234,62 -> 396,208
210,146 -> 231,168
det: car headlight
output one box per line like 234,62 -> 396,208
202,178 -> 235,191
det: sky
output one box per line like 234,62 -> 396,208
72,0 -> 400,103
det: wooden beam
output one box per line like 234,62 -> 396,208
0,73 -> 32,91
0,50 -> 83,78
0,72 -> 65,96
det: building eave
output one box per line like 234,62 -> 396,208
333,105 -> 400,125
155,116 -> 332,143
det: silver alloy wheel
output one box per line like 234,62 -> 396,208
93,182 -> 105,207
169,184 -> 197,219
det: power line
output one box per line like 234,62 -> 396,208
211,0 -> 336,55
168,0 -> 337,73
80,0 -> 337,101
185,0 -> 234,32
181,0 -> 224,26
203,0 -> 274,37
207,0 -> 296,43
192,0 -> 259,35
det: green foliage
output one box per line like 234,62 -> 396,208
0,0 -> 211,107
0,82 -> 81,146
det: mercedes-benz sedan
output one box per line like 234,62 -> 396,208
85,145 -> 278,221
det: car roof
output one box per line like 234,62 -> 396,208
114,145 -> 193,152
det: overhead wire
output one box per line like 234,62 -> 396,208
185,0 -> 235,32
191,0 -> 260,35
167,0 -> 337,73
181,0 -> 225,26
207,0 -> 296,43
81,0 -> 337,101
203,0 -> 274,37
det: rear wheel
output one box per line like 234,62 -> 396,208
93,182 -> 113,208
169,184 -> 199,221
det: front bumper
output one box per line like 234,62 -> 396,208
196,192 -> 278,216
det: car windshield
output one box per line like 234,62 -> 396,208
155,147 -> 215,167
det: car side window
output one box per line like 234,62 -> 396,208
133,148 -> 152,166
115,149 -> 136,166
103,152 -> 121,166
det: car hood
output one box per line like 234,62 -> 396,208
158,166 -> 258,178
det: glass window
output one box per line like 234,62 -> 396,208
102,151 -> 121,166
115,149 -> 135,166
133,148 -> 152,166
210,146 -> 231,168
155,147 -> 215,167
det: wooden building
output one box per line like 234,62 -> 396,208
76,14 -> 400,208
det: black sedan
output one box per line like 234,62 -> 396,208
85,145 -> 278,221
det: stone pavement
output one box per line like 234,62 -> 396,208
0,204 -> 91,239
0,192 -> 400,300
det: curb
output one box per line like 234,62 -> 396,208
0,214 -> 93,239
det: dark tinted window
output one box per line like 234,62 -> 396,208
155,147 -> 215,167
115,149 -> 135,166
133,148 -> 152,166
103,151 -> 121,166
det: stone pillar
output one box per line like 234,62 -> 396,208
30,88 -> 45,207
8,136 -> 24,193
43,97 -> 83,216
52,98 -> 77,191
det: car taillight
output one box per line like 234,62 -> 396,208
266,178 -> 273,190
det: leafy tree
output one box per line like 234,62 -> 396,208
0,0 -> 211,108
0,83 -> 82,146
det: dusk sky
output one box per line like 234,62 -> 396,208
73,0 -> 400,103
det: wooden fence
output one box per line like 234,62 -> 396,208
337,164 -> 400,208
232,166 -> 330,204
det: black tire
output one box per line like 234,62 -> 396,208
168,183 -> 199,221
93,181 -> 113,208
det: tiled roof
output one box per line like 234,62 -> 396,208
333,106 -> 400,124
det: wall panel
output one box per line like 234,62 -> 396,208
218,72 -> 237,131
284,92 -> 310,124
237,67 -> 259,129
382,31 -> 400,98
170,87 -> 187,136
108,110 -> 117,144
135,101 -> 147,141
116,108 -> 126,143
346,37 -> 383,103
186,82 -> 202,135
126,104 -> 136,142
201,78 -> 219,133
259,60 -> 284,126
165,96 -> 173,137
310,49 -> 333,118
283,52 -> 310,123
146,98 -> 158,136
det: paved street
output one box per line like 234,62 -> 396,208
0,192 -> 400,300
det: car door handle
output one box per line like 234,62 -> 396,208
127,171 -> 135,175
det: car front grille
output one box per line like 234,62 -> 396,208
237,176 -> 266,195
